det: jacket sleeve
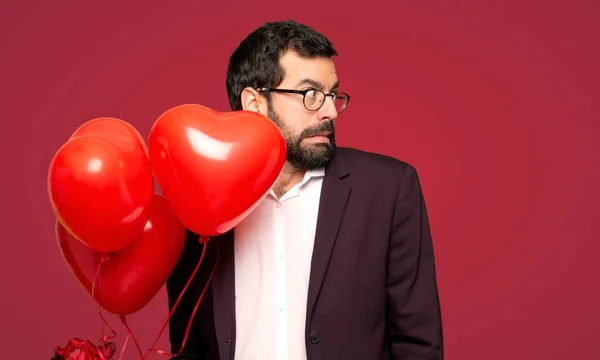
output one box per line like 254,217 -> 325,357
387,164 -> 444,359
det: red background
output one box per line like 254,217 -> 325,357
1,1 -> 598,359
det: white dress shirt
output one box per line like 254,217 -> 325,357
233,168 -> 325,360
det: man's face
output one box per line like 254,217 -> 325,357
265,51 -> 340,170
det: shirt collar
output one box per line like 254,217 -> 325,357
304,167 -> 325,179
269,167 -> 325,200
294,167 -> 325,192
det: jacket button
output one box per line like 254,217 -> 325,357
309,332 -> 320,344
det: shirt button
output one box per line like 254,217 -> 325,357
309,332 -> 320,344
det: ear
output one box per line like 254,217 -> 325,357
241,87 -> 268,115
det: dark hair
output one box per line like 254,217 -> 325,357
225,20 -> 337,111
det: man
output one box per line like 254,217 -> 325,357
167,20 -> 444,360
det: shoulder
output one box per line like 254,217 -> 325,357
335,146 -> 417,178
331,147 -> 423,199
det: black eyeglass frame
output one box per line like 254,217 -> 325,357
256,87 -> 350,113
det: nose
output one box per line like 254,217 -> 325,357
317,95 -> 338,121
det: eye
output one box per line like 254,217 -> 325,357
304,89 -> 318,98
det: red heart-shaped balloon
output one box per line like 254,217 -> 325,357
148,104 -> 286,236
48,118 -> 154,252
57,194 -> 186,315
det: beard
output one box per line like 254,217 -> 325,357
267,106 -> 336,170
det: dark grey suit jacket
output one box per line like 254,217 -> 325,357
166,147 -> 444,360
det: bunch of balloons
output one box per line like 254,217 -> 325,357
48,104 -> 286,316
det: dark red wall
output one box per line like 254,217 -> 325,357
1,1 -> 598,358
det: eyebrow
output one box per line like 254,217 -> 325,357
295,78 -> 339,91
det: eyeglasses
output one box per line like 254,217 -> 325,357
257,87 -> 350,114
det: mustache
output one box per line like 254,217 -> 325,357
300,121 -> 335,138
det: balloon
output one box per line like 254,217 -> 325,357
148,104 -> 286,236
70,117 -> 148,155
57,194 -> 186,316
48,118 -> 154,252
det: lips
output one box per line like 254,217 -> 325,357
301,121 -> 334,139
305,131 -> 331,138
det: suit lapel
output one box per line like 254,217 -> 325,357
210,230 -> 236,360
306,149 -> 351,320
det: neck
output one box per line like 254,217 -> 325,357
273,162 -> 306,198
